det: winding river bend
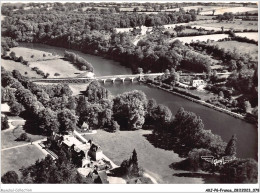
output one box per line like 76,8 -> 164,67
20,43 -> 258,160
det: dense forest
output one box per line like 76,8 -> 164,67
1,3 -> 206,73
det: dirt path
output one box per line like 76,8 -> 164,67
1,139 -> 46,152
1,142 -> 32,151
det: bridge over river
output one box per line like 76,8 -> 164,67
30,72 -> 231,83
30,73 -> 164,83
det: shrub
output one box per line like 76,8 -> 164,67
220,158 -> 258,183
1,171 -> 20,184
54,73 -> 60,76
1,116 -> 9,130
17,133 -> 31,142
31,55 -> 34,58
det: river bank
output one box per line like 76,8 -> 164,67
17,43 -> 258,159
142,80 -> 257,125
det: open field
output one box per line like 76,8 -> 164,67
167,6 -> 258,15
211,41 -> 258,60
1,124 -> 44,149
1,59 -> 42,78
195,20 -> 258,31
8,47 -> 60,62
85,129 -> 218,184
200,7 -> 258,15
235,32 -> 258,41
170,34 -> 229,44
29,59 -> 84,78
1,145 -> 46,176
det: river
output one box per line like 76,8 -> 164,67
20,43 -> 258,160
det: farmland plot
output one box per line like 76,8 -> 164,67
169,34 -> 229,44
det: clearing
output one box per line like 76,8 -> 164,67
212,41 -> 258,61
1,123 -> 44,149
8,47 -> 60,62
170,34 -> 229,44
29,59 -> 84,78
1,59 -> 42,78
84,129 -> 218,184
167,6 -> 258,15
235,32 -> 258,41
1,145 -> 46,176
194,20 -> 258,31
200,7 -> 258,15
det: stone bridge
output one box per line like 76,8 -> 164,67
30,72 -> 231,83
30,73 -> 164,83
95,73 -> 164,83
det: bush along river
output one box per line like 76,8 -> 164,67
20,43 -> 258,160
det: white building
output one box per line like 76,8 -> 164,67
191,79 -> 205,87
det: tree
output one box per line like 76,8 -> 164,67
17,133 -> 31,142
9,101 -> 25,116
2,87 -> 16,102
38,108 -> 60,135
188,148 -> 212,171
174,25 -> 185,35
57,109 -> 78,134
19,154 -> 91,184
9,51 -> 16,59
44,73 -> 50,78
81,103 -> 102,129
212,9 -> 216,16
107,120 -> 120,132
1,171 -> 20,183
173,107 -> 226,154
120,149 -> 141,177
229,60 -> 237,71
220,158 -> 258,183
150,104 -> 172,128
18,56 -> 24,62
113,90 -> 147,130
85,81 -> 110,103
225,134 -> 237,157
1,115 -> 9,130
133,7 -> 139,12
66,96 -> 77,110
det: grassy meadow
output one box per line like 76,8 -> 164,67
84,129 -> 219,184
1,145 -> 46,176
196,20 -> 258,31
8,47 -> 60,62
1,59 -> 42,78
1,124 -> 44,149
29,60 -> 84,78
212,41 -> 258,61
